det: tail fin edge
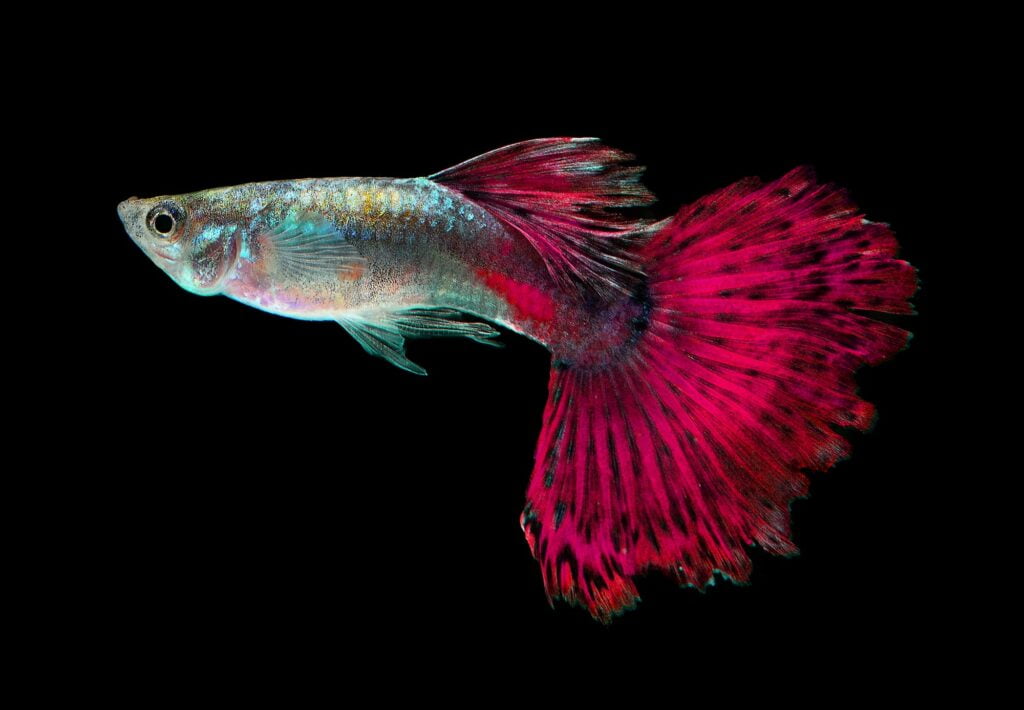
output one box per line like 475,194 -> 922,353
520,166 -> 916,620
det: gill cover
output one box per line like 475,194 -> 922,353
186,222 -> 241,294
119,196 -> 241,296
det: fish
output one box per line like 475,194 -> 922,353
118,137 -> 917,621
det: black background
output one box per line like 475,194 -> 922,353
64,23 -> 965,676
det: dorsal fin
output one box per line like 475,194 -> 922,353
429,138 -> 656,296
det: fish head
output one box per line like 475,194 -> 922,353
118,192 -> 241,296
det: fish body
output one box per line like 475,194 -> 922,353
119,138 -> 916,620
119,173 -> 641,370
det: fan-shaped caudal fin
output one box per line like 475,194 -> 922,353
520,166 -> 917,621
429,137 -> 656,297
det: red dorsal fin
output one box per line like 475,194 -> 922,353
429,138 -> 656,296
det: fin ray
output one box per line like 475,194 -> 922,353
261,210 -> 366,281
337,306 -> 502,375
337,314 -> 426,376
521,166 -> 917,621
389,307 -> 502,346
430,137 -> 655,297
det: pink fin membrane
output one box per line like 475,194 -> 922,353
431,137 -> 655,296
520,166 -> 917,621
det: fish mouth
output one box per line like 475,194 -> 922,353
117,199 -> 149,252
151,248 -> 176,268
117,197 -> 141,225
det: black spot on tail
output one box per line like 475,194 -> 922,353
628,281 -> 654,346
556,547 -> 579,582
554,501 -> 567,530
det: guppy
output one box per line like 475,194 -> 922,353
119,138 -> 916,621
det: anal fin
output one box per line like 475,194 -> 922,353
337,314 -> 427,376
388,307 -> 502,346
337,306 -> 501,375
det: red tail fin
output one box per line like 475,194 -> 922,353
520,167 -> 917,621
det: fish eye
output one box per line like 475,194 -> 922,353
154,213 -> 174,234
147,203 -> 185,239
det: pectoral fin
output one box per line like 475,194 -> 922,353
262,210 -> 367,281
336,307 -> 501,376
